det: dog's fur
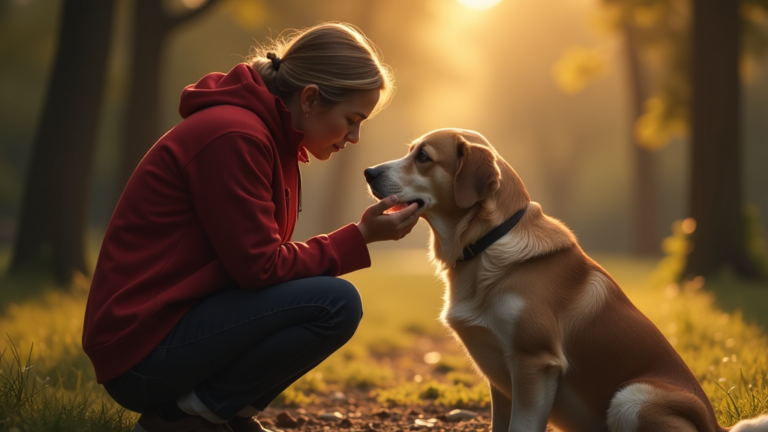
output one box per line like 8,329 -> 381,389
365,129 -> 768,432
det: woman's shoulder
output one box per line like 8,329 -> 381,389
179,104 -> 273,143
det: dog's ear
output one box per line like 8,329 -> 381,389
454,136 -> 501,208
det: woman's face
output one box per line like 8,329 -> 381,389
297,87 -> 381,161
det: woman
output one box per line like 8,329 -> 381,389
82,22 -> 420,432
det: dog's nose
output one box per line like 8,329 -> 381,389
364,167 -> 380,183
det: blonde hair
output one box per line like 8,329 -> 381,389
248,22 -> 394,116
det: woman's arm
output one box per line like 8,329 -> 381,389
185,132 -> 370,289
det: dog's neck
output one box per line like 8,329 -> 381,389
426,164 -> 528,270
426,165 -> 576,274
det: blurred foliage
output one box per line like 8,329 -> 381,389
223,0 -> 266,30
651,205 -> 768,287
650,217 -> 695,287
554,0 -> 768,150
552,46 -> 608,94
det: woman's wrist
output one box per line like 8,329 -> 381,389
356,222 -> 372,244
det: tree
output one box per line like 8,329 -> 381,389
685,0 -> 760,278
10,0 -> 116,283
555,0 -> 768,277
116,0 -> 220,195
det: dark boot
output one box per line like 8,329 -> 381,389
132,410 -> 232,432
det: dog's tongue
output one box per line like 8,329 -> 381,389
384,202 -> 409,215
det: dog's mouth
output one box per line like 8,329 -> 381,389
371,190 -> 425,213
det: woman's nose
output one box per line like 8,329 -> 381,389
347,127 -> 360,144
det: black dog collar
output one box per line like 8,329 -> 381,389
455,206 -> 527,265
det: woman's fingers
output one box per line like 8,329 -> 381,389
395,203 -> 421,232
391,202 -> 419,223
370,195 -> 399,216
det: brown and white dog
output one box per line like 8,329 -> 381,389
364,128 -> 768,432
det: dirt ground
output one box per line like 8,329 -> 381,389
260,390 -> 492,432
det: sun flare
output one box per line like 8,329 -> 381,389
456,0 -> 503,10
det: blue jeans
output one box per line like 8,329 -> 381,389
103,276 -> 363,420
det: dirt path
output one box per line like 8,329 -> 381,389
260,391 -> 492,432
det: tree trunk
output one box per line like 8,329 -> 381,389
116,0 -> 220,198
623,23 -> 662,255
10,0 -> 115,283
117,0 -> 167,191
685,0 -> 759,278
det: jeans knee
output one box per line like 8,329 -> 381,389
326,278 -> 363,334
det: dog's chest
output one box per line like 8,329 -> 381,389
442,286 -> 525,393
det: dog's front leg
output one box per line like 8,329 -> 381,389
507,353 -> 563,432
490,384 -> 512,431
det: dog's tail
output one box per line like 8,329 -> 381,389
725,415 -> 768,432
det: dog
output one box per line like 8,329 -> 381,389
364,128 -> 768,432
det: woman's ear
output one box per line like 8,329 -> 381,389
300,84 -> 320,114
454,135 -> 501,208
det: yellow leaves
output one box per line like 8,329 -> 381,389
742,2 -> 768,25
223,0 -> 266,30
635,95 -> 688,151
552,47 -> 608,95
632,3 -> 665,28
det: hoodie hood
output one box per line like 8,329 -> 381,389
179,63 -> 308,163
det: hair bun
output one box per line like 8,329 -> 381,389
266,52 -> 281,71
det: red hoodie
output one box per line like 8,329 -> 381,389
82,64 -> 371,384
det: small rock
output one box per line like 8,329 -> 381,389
296,415 -> 308,427
374,410 -> 391,419
364,422 -> 378,431
444,409 -> 478,423
331,391 -> 348,402
275,411 -> 298,428
296,408 -> 307,415
319,411 -> 345,421
414,418 -> 438,428
406,408 -> 422,417
339,418 -> 354,428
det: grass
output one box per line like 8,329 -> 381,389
0,243 -> 767,430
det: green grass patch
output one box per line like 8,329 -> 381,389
0,245 -> 766,428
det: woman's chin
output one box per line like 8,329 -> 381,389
305,148 -> 333,161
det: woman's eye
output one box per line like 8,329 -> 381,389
347,118 -> 356,126
415,149 -> 431,163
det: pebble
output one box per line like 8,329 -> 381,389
444,409 -> 478,422
414,418 -> 439,428
275,411 -> 299,428
374,409 -> 391,419
296,415 -> 308,427
331,391 -> 348,402
339,417 -> 354,428
318,411 -> 345,421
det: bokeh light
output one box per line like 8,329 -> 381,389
456,0 -> 503,10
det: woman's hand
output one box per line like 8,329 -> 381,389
356,195 -> 422,244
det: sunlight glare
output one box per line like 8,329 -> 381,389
456,0 -> 502,10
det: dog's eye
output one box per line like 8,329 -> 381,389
415,149 -> 431,163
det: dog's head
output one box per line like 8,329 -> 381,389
364,128 -> 529,220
